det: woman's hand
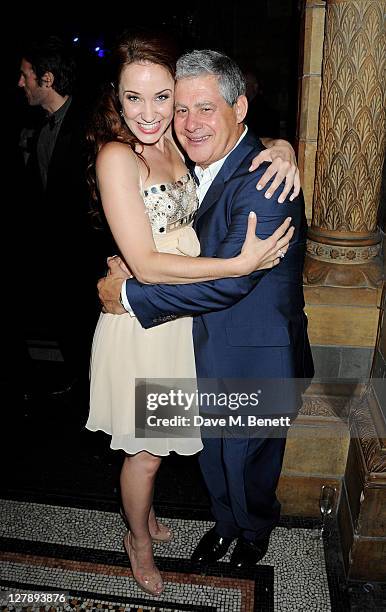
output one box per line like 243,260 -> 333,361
249,139 -> 300,203
106,255 -> 133,277
238,212 -> 295,274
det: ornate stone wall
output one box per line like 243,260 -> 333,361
305,0 -> 386,288
313,0 -> 385,235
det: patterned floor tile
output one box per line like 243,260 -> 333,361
0,498 -> 334,611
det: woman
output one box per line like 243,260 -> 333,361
86,32 -> 295,596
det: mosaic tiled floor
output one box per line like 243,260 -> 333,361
0,498 -> 339,612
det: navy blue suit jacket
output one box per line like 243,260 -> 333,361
125,131 -> 314,415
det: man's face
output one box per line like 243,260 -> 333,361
18,59 -> 47,106
174,74 -> 247,168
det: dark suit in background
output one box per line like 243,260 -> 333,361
22,98 -> 100,385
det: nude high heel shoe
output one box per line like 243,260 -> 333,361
149,520 -> 173,543
120,507 -> 173,543
123,532 -> 164,596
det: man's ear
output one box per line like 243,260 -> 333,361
41,71 -> 54,88
234,95 -> 248,124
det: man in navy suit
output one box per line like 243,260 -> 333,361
99,50 -> 314,567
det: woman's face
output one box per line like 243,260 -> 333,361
119,61 -> 174,144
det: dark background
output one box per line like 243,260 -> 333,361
6,0 -> 302,145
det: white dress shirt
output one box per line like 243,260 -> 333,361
120,127 -> 249,314
194,126 -> 248,204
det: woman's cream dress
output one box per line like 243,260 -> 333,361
86,173 -> 203,456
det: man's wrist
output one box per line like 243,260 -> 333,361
120,280 -> 136,317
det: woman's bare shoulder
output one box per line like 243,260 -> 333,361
97,141 -> 136,163
96,141 -> 140,179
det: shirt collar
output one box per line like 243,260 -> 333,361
45,96 -> 72,128
195,126 -> 248,184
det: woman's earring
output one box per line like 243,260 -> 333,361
120,110 -> 124,118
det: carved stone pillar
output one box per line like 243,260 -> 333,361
296,0 -> 326,221
304,0 -> 386,288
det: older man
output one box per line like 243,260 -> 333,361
100,50 -> 313,568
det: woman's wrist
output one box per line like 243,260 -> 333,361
230,253 -> 251,277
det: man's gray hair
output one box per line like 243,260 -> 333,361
175,50 -> 246,106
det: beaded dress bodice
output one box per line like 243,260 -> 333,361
142,173 -> 198,235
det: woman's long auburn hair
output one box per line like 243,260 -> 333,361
86,31 -> 178,220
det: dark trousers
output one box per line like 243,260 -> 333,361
199,426 -> 287,542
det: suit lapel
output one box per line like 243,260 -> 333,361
194,175 -> 225,223
194,131 -> 262,225
184,156 -> 200,185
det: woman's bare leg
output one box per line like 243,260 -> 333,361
148,505 -> 172,541
121,451 -> 163,595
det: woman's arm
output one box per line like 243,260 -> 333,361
97,142 -> 292,285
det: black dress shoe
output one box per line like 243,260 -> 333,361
191,528 -> 234,564
230,535 -> 270,569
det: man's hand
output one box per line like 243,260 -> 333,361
249,138 -> 300,203
97,258 -> 130,315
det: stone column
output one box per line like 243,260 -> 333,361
304,0 -> 386,289
297,0 -> 326,221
